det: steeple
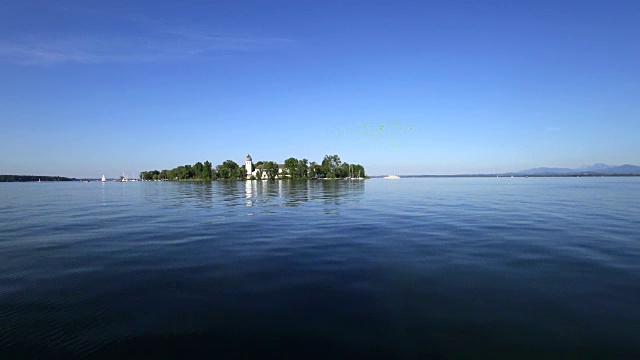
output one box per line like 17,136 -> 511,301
245,154 -> 253,177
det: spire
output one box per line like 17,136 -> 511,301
246,154 -> 252,161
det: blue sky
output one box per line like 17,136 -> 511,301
1,0 -> 638,177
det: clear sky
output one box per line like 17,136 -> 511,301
1,0 -> 638,177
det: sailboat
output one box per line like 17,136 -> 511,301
100,175 -> 106,182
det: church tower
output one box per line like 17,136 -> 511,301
245,154 -> 253,178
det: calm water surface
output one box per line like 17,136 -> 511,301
1,178 -> 639,358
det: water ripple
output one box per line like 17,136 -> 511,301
1,178 -> 639,357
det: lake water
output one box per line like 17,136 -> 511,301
1,178 -> 639,358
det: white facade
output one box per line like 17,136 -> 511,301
245,154 -> 285,179
245,154 -> 253,177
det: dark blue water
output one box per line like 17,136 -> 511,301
1,178 -> 639,358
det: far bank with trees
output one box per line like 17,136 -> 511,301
140,154 -> 366,181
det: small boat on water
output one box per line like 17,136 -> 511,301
100,175 -> 106,182
384,174 -> 400,179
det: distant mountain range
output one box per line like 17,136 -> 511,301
515,164 -> 640,175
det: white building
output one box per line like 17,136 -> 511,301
245,154 -> 285,179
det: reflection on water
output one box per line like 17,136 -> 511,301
245,180 -> 254,206
141,180 -> 365,214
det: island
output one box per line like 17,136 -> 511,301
140,154 -> 366,181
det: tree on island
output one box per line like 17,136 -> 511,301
309,162 -> 321,178
262,161 -> 279,180
236,165 -> 247,179
203,161 -> 212,179
322,154 -> 341,178
284,157 -> 298,178
298,158 -> 309,178
216,160 -> 239,179
141,170 -> 160,180
192,162 -> 205,178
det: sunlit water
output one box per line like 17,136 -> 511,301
1,178 -> 639,358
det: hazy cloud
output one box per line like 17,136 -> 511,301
0,26 -> 294,65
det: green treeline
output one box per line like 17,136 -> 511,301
140,154 -> 365,181
140,161 -> 218,181
0,175 -> 76,182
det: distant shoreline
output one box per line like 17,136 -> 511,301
371,174 -> 640,178
0,175 -> 76,182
